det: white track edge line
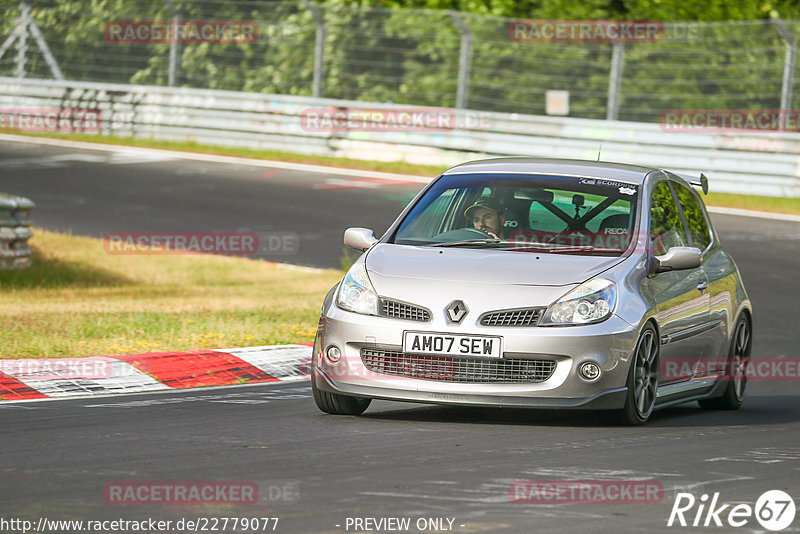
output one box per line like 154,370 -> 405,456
2,133 -> 797,221
0,133 -> 432,182
706,205 -> 800,222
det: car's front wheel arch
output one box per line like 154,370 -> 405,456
616,319 -> 660,425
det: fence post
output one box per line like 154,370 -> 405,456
306,2 -> 325,98
772,18 -> 796,115
606,42 -> 625,121
0,9 -> 26,75
168,15 -> 180,86
14,1 -> 30,78
164,0 -> 180,87
448,10 -> 472,109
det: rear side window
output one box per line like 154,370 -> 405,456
650,182 -> 688,255
672,182 -> 712,250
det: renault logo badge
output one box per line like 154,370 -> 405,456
446,300 -> 468,324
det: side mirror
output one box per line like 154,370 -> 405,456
654,246 -> 702,273
344,227 -> 378,251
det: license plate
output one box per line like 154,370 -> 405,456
403,332 -> 502,358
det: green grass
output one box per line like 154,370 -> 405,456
703,192 -> 800,215
4,130 -> 799,215
0,229 -> 342,358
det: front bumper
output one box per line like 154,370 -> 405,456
313,302 -> 640,410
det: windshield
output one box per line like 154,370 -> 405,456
392,173 -> 640,256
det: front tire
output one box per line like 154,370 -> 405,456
312,372 -> 371,415
698,314 -> 751,410
618,324 -> 659,425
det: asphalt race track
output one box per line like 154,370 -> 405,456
0,138 -> 425,269
1,138 -> 800,533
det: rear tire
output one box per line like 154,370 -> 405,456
698,314 -> 751,410
312,372 -> 371,415
618,324 -> 659,425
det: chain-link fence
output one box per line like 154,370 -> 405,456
0,0 -> 798,123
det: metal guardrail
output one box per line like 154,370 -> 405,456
0,193 -> 34,270
1,77 -> 800,197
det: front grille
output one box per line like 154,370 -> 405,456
480,308 -> 544,327
380,298 -> 431,322
360,348 -> 556,383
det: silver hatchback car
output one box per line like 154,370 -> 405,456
311,158 -> 753,424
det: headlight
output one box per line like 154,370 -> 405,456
539,278 -> 616,326
336,262 -> 379,315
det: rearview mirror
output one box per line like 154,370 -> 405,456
514,190 -> 554,203
344,227 -> 378,251
654,246 -> 702,273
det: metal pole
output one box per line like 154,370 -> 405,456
306,2 -> 325,98
448,10 -> 472,109
164,0 -> 180,87
14,1 -> 30,78
606,42 -> 625,121
0,24 -> 24,62
772,19 -> 796,114
168,14 -> 180,86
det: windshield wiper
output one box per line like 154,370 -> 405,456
494,241 -> 555,251
425,240 -> 611,252
429,239 -> 564,251
428,238 -> 501,247
545,246 -> 622,254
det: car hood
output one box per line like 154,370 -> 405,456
365,244 -> 623,286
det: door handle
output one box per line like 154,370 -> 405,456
696,281 -> 709,293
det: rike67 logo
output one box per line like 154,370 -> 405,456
668,490 -> 796,531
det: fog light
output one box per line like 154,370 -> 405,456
325,345 -> 341,363
579,361 -> 601,381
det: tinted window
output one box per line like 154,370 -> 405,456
650,181 -> 688,255
672,182 -> 712,250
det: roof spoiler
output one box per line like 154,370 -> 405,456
671,171 -> 709,195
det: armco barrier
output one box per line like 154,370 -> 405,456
1,77 -> 800,197
0,193 -> 34,270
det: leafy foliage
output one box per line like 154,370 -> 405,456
1,0 -> 798,122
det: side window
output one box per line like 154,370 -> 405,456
672,183 -> 712,250
649,182 -> 688,255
